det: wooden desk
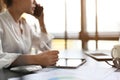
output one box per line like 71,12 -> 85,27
0,50 -> 119,80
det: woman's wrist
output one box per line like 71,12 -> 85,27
27,54 -> 41,65
10,54 -> 37,67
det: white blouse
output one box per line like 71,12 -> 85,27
0,10 -> 52,68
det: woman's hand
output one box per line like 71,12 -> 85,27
35,50 -> 59,67
33,4 -> 43,18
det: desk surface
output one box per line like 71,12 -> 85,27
0,50 -> 120,80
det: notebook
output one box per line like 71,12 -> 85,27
84,50 -> 113,61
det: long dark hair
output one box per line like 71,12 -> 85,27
3,0 -> 12,7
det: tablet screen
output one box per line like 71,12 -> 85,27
50,58 -> 86,69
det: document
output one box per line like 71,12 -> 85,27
17,66 -> 115,80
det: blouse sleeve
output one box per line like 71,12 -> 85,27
0,22 -> 20,69
39,32 -> 54,48
24,14 -> 54,51
30,27 -> 54,51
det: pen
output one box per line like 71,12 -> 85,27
42,41 -> 51,50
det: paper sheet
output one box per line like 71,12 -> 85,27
9,66 -> 115,80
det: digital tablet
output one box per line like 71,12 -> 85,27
85,51 -> 112,61
50,58 -> 86,69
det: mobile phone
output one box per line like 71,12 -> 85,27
33,4 -> 43,17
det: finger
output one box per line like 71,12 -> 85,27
53,55 -> 59,59
50,51 -> 59,55
51,58 -> 59,63
50,54 -> 59,59
50,61 -> 57,66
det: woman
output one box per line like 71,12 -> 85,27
0,0 -> 59,69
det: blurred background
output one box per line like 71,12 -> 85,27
26,0 -> 120,51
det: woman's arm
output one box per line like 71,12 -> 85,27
11,50 -> 59,67
34,4 -> 47,34
38,11 -> 47,33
